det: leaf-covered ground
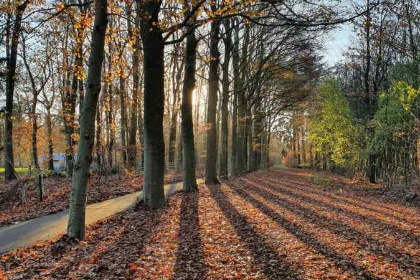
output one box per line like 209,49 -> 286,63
1,168 -> 420,279
0,172 -> 194,226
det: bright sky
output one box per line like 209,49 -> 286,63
322,23 -> 355,67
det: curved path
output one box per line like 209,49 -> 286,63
0,180 -> 202,254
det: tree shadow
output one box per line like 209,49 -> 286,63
173,191 -> 207,280
261,174 -> 420,226
249,176 -> 420,244
270,169 -> 420,216
45,205 -> 167,279
207,184 -> 302,280
235,179 -> 420,275
224,182 -> 383,280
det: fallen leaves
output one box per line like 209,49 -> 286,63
0,171 -> 201,226
1,168 -> 420,279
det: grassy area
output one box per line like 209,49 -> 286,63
271,164 -> 289,170
0,167 -> 32,175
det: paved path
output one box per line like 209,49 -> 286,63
0,180 -> 201,254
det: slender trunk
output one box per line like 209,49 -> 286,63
205,3 -> 221,184
128,1 -> 141,168
231,21 -> 240,174
364,0 -> 376,183
176,131 -> 183,172
22,37 -> 44,200
168,111 -> 178,165
107,81 -> 114,167
31,107 -> 43,201
120,75 -> 128,165
236,25 -> 250,174
46,108 -> 55,171
168,48 -> 183,165
140,0 -> 165,208
301,128 -> 306,163
219,19 -> 231,179
62,66 -> 75,176
181,26 -> 198,192
67,0 -> 108,240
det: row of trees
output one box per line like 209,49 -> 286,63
1,0 -> 369,239
282,0 -> 420,187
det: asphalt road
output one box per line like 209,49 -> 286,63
0,180 -> 198,254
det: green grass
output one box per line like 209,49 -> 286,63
0,168 -> 68,177
271,164 -> 289,170
0,167 -> 33,174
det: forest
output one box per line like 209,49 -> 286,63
1,0 -> 420,279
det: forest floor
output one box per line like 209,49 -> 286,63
0,171 -> 204,227
2,168 -> 420,279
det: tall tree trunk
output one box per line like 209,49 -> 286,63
31,103 -> 43,201
231,20 -> 240,175
219,19 -> 232,179
139,0 -> 165,208
181,26 -> 198,192
236,24 -> 250,174
119,75 -> 128,165
22,34 -> 46,200
61,68 -> 75,176
67,0 -> 108,240
4,1 -> 28,180
168,47 -> 182,166
106,81 -> 114,167
168,110 -> 178,165
128,1 -> 141,168
364,0 -> 377,183
46,107 -> 54,171
205,3 -> 221,184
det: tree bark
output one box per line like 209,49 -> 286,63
236,24 -> 250,174
181,26 -> 198,192
205,3 -> 221,184
139,0 -> 165,208
119,75 -> 128,166
46,107 -> 54,171
128,0 -> 141,168
22,41 -> 45,201
219,19 -> 232,179
231,21 -> 240,175
67,0 -> 108,240
4,1 -> 28,180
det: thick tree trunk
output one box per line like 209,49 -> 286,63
140,0 -> 165,208
67,0 -> 108,240
4,1 -> 28,180
205,5 -> 221,184
219,19 -> 232,179
181,28 -> 198,192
